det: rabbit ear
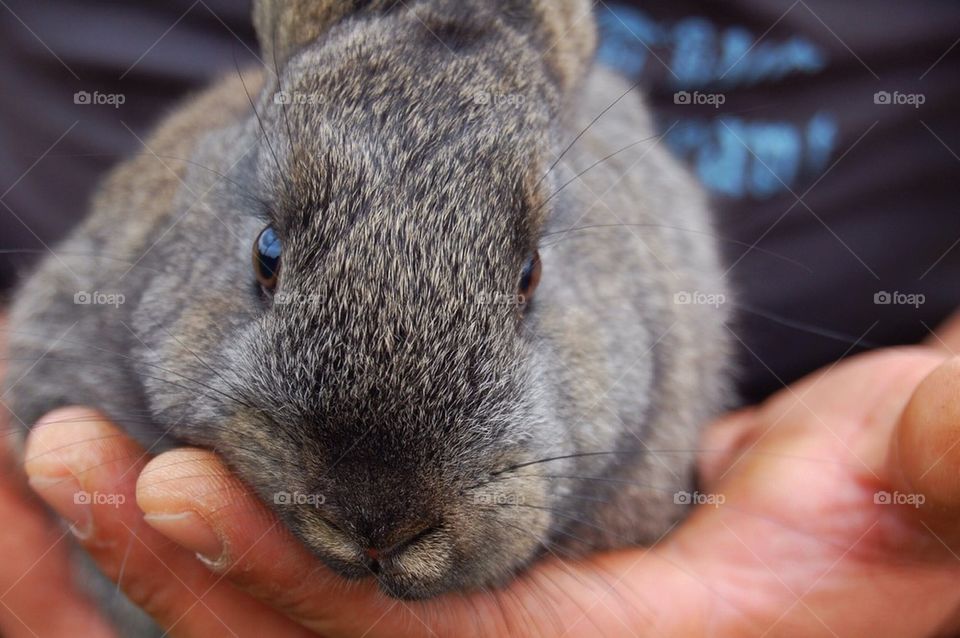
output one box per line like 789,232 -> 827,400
253,0 -> 597,90
253,0 -> 390,68
527,0 -> 597,97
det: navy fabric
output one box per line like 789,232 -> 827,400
595,1 -> 960,400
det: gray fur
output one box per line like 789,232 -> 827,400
4,0 -> 730,613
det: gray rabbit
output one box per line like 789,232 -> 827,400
3,0 -> 731,627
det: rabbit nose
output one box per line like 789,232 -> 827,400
361,524 -> 438,564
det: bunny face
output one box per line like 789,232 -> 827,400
6,0 -> 730,604
127,2 -> 598,598
114,1 -> 723,598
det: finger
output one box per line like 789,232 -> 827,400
0,365 -> 115,637
136,448 -> 414,636
925,311 -> 960,354
892,357 -> 960,517
890,356 -> 960,633
0,431 -> 115,638
696,407 -> 762,489
705,348 -> 945,485
23,408 -> 312,638
137,448 -> 739,637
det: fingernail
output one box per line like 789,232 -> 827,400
28,475 -> 94,539
143,511 -> 226,567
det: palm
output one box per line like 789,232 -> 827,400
646,348 -> 960,636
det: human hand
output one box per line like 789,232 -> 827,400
0,314 -> 116,638
15,322 -> 960,636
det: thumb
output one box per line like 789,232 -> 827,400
890,357 -> 960,522
925,311 -> 960,354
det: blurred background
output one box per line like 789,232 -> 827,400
1,0 -> 958,404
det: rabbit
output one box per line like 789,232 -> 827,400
3,0 -> 731,620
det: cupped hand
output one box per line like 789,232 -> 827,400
11,323 -> 960,637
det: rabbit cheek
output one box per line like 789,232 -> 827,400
387,534 -> 454,587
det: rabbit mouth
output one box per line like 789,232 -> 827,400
305,526 -> 460,599
292,508 -> 544,598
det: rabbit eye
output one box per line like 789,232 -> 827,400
253,226 -> 282,291
518,251 -> 542,303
